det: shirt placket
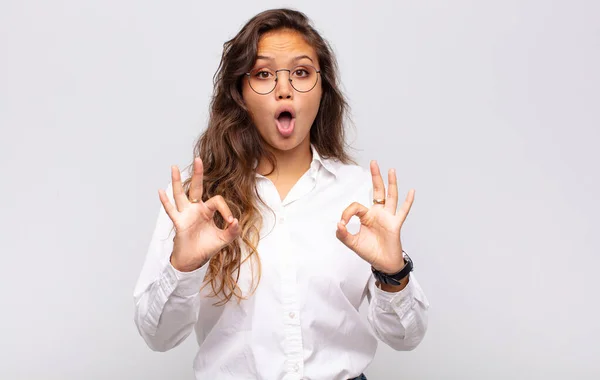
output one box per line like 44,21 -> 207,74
279,166 -> 319,380
258,163 -> 319,379
279,216 -> 304,379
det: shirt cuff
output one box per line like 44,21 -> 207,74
163,262 -> 208,297
372,272 -> 418,318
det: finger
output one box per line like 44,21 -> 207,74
385,168 -> 399,214
336,219 -> 359,252
340,202 -> 369,225
370,160 -> 386,205
205,195 -> 235,224
398,189 -> 416,223
158,189 -> 178,222
171,165 -> 189,212
219,217 -> 242,244
188,157 -> 204,203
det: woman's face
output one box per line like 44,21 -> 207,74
242,29 -> 322,153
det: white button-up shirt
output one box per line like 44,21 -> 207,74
134,145 -> 429,380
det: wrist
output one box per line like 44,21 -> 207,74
378,276 -> 409,292
170,253 -> 208,273
371,251 -> 413,289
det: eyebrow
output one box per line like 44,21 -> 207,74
255,54 -> 315,63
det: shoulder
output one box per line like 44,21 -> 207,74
325,158 -> 371,187
322,159 -> 373,207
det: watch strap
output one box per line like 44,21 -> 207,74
371,251 -> 413,286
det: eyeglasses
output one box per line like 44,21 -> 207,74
245,65 -> 321,95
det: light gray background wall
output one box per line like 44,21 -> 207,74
1,0 -> 598,379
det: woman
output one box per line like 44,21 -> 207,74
134,8 -> 429,380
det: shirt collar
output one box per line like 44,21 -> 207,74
310,143 -> 339,178
253,143 -> 341,178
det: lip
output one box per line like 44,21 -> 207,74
274,105 -> 296,119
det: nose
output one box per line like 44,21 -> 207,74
274,69 -> 293,99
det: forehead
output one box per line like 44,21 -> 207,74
256,29 -> 317,63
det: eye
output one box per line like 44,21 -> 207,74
293,69 -> 309,77
254,70 -> 273,79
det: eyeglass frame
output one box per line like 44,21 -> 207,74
244,64 -> 322,95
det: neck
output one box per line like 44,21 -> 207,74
256,140 -> 313,181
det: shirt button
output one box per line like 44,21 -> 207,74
289,312 -> 295,319
293,364 -> 299,372
279,216 -> 285,224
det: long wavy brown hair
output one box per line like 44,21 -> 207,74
182,8 -> 355,305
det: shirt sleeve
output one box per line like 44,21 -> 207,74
366,271 -> 430,351
133,182 -> 209,352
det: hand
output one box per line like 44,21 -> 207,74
158,157 -> 242,272
336,160 -> 415,274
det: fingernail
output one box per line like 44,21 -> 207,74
228,216 -> 234,223
340,219 -> 346,226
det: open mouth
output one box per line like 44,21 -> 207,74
275,110 -> 295,137
277,111 -> 293,127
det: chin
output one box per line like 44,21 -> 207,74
268,137 -> 299,151
268,133 -> 309,152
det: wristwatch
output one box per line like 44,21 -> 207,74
371,251 -> 413,286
